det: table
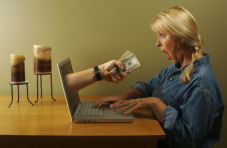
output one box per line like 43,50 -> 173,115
0,95 -> 165,148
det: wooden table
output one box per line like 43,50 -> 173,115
0,95 -> 165,148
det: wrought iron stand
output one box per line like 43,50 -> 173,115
8,81 -> 34,108
34,72 -> 56,103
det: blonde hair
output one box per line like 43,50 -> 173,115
151,6 -> 202,83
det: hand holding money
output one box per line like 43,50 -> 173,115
109,50 -> 141,75
65,53 -> 140,93
98,60 -> 126,83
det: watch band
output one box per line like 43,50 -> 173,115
94,66 -> 102,81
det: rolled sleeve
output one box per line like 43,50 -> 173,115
162,105 -> 178,130
131,81 -> 153,97
131,72 -> 163,97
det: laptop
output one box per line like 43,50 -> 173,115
57,58 -> 134,123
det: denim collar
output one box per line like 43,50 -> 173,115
174,53 -> 210,72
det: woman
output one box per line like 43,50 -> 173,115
93,6 -> 224,148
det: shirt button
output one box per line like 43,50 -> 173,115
169,77 -> 174,81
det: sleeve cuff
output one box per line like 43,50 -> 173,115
163,105 -> 178,131
131,82 -> 151,97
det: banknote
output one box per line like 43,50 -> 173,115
109,50 -> 140,75
121,55 -> 140,72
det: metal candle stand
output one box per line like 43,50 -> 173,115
35,72 -> 56,103
8,81 -> 34,108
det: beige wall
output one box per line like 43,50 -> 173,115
0,0 -> 226,147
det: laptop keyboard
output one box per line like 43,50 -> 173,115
78,102 -> 104,116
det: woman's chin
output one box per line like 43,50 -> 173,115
166,54 -> 176,63
167,55 -> 172,60
167,57 -> 176,63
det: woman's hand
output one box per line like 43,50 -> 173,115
92,96 -> 122,108
110,98 -> 153,115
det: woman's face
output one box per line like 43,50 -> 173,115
155,31 -> 177,63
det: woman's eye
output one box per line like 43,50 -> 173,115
160,33 -> 166,38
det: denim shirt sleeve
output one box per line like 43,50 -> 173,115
131,80 -> 155,97
131,66 -> 169,97
162,88 -> 216,145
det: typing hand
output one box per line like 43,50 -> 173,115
110,98 -> 152,115
92,96 -> 121,108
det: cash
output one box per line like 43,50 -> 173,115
109,50 -> 140,75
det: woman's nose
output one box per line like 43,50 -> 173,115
156,39 -> 161,47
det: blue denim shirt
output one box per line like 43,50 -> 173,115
131,54 -> 224,148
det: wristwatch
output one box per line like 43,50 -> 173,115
94,66 -> 102,81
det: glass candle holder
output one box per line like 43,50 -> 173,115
33,45 -> 52,73
10,53 -> 25,82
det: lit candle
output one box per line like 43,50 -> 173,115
33,45 -> 52,73
10,54 -> 25,82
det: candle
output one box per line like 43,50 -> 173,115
33,45 -> 52,73
10,54 -> 25,82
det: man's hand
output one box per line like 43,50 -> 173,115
98,60 -> 128,83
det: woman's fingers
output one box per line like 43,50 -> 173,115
110,100 -> 133,109
110,99 -> 142,115
124,104 -> 140,115
93,96 -> 120,108
110,100 -> 123,109
92,100 -> 103,108
118,101 -> 136,112
93,98 -> 108,108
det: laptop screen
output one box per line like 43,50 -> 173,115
57,58 -> 80,121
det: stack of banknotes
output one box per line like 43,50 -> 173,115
109,50 -> 140,75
